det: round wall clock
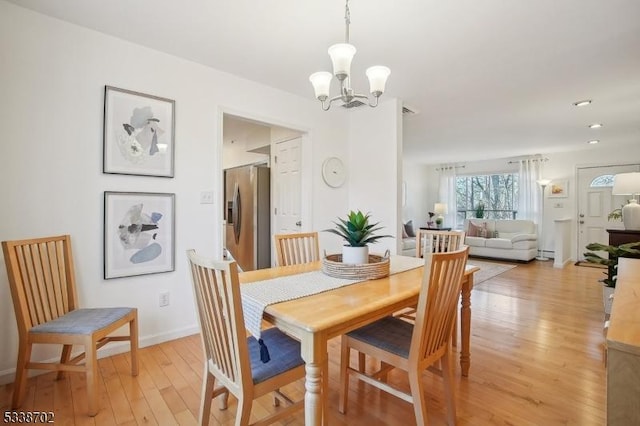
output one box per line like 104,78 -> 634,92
322,157 -> 346,188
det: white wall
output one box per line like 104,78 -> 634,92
402,162 -> 431,227
0,1 -> 351,382
346,99 -> 403,254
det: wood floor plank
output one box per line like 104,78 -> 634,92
0,261 -> 607,425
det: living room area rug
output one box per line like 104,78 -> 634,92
467,259 -> 517,285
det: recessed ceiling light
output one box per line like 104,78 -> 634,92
589,123 -> 603,129
588,140 -> 599,144
573,100 -> 592,107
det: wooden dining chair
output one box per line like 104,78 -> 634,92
274,232 -> 320,266
339,246 -> 469,425
2,235 -> 138,416
416,229 -> 466,259
186,249 -> 305,426
395,230 -> 466,323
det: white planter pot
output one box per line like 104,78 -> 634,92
603,285 -> 615,315
342,245 -> 369,265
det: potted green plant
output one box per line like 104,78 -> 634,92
474,202 -> 485,219
608,207 -> 623,222
583,241 -> 640,313
324,210 -> 392,264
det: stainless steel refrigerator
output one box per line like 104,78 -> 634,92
224,164 -> 271,271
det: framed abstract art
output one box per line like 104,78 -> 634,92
103,86 -> 175,177
104,191 -> 175,279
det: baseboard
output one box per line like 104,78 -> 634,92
0,324 -> 200,386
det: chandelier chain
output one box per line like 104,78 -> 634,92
344,0 -> 351,43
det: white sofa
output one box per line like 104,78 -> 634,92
401,237 -> 416,256
464,219 -> 538,262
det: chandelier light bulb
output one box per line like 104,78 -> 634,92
328,43 -> 356,80
309,71 -> 333,101
366,66 -> 391,96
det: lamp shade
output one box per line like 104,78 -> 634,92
537,178 -> 552,187
366,66 -> 391,95
434,203 -> 448,215
612,172 -> 640,195
328,43 -> 356,79
309,71 -> 333,101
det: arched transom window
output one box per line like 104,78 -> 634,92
590,174 -> 615,188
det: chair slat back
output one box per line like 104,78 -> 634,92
410,246 -> 469,365
2,235 -> 77,333
274,232 -> 320,266
416,230 -> 465,258
186,250 -> 250,392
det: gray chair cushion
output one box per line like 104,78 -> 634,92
248,327 -> 304,384
30,308 -> 134,335
346,316 -> 413,359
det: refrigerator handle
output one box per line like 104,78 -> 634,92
232,183 -> 241,244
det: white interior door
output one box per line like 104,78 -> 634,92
577,164 -> 640,260
273,137 -> 302,236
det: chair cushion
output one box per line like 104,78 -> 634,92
248,327 -> 304,384
30,308 -> 134,335
347,316 -> 413,359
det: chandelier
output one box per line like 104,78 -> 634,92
309,0 -> 390,111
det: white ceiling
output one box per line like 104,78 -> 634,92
8,0 -> 640,164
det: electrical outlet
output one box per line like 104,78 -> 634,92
159,291 -> 170,307
200,191 -> 214,204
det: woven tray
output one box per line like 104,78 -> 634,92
322,252 -> 390,280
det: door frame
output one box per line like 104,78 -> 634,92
575,162 -> 640,261
218,107 -> 312,264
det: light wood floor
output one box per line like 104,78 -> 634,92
1,260 -> 607,425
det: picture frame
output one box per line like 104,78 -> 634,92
104,191 -> 175,279
548,179 -> 569,198
103,86 -> 175,177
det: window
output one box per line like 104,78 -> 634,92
590,174 -> 614,187
456,173 -> 519,226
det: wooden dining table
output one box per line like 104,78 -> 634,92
239,260 -> 480,426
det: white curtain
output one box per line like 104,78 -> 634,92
518,158 -> 543,222
438,165 -> 457,228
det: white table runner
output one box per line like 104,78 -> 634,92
241,255 -> 425,339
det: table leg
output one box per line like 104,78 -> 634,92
301,334 -> 327,426
304,363 -> 322,425
460,275 -> 473,377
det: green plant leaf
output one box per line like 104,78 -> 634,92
323,210 -> 392,247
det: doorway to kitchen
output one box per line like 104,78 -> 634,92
222,112 -> 309,269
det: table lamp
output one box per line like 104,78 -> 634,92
434,203 -> 448,228
612,172 -> 640,230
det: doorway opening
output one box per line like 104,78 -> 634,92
222,113 -> 308,270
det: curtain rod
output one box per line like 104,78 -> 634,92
436,165 -> 466,171
507,157 -> 548,164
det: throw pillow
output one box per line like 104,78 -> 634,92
402,224 -> 409,239
404,220 -> 416,238
467,222 -> 480,237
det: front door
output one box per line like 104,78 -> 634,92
576,164 -> 640,261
